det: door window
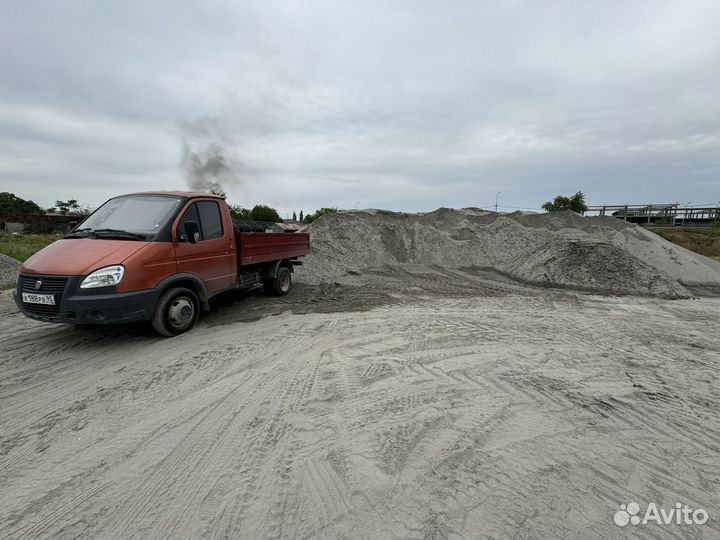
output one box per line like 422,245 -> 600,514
178,203 -> 200,242
197,201 -> 224,240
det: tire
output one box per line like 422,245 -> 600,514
152,287 -> 200,337
270,267 -> 292,296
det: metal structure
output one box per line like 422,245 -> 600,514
585,204 -> 720,226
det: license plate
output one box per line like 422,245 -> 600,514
22,293 -> 56,305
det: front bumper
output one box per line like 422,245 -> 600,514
15,274 -> 159,325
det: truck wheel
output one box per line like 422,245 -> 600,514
271,267 -> 292,296
152,287 -> 199,337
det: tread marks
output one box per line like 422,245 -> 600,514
2,291 -> 720,539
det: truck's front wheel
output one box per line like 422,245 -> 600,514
152,287 -> 199,337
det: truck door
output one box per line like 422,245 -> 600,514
174,200 -> 236,294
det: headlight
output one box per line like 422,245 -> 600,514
80,265 -> 125,288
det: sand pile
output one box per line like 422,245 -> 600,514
500,238 -> 690,297
510,210 -> 720,287
0,253 -> 21,289
296,209 -> 720,298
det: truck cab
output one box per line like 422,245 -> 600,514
14,192 -> 310,336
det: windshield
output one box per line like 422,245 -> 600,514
77,195 -> 184,237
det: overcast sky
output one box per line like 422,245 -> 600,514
1,1 -> 718,216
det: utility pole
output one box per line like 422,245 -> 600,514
495,192 -> 500,213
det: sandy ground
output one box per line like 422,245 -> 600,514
1,267 -> 720,539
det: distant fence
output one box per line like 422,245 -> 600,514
0,214 -> 82,234
585,204 -> 720,227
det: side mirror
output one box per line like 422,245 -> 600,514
183,221 -> 201,244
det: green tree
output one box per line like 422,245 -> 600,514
299,210 -> 304,222
0,192 -> 45,215
228,205 -> 252,220
304,207 -> 338,223
292,211 -> 297,221
250,204 -> 282,222
542,191 -> 588,213
229,204 -> 282,222
55,199 -> 81,216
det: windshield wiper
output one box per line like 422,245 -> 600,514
64,227 -> 97,239
93,229 -> 148,241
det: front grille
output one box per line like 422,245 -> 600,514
19,274 -> 69,319
19,275 -> 68,294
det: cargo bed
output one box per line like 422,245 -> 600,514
236,232 -> 310,267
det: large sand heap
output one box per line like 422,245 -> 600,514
296,209 -> 720,298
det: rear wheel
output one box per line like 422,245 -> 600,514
152,287 -> 199,337
268,267 -> 292,296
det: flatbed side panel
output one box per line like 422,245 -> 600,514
237,232 -> 310,267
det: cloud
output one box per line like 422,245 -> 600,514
1,0 -> 718,215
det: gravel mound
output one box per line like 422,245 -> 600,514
0,253 -> 21,289
295,209 -> 720,298
499,238 -> 691,298
511,210 -> 720,287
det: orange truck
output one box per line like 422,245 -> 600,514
14,192 -> 309,336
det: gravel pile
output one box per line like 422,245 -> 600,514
295,209 -> 720,298
0,253 -> 21,289
499,238 -> 690,297
510,210 -> 720,287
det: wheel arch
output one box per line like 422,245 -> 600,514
155,273 -> 210,311
265,258 -> 294,279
